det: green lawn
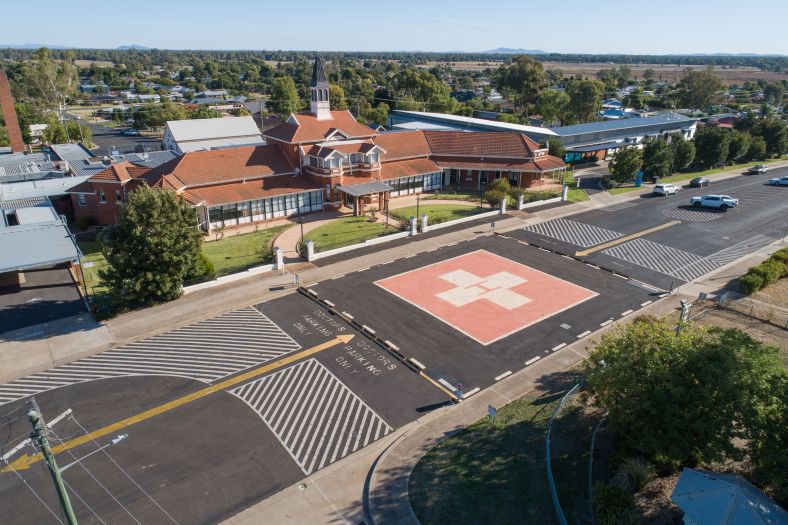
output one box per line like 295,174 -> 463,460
608,158 -> 783,195
421,191 -> 480,202
564,171 -> 590,202
409,389 -> 597,525
77,225 -> 291,300
305,216 -> 391,252
391,203 -> 484,223
201,225 -> 290,277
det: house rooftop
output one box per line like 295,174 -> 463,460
392,110 -> 559,137
165,116 -> 262,143
554,113 -> 697,137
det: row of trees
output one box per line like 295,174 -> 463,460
609,118 -> 788,183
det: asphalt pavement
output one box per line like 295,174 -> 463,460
83,120 -> 162,156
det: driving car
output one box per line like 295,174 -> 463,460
121,128 -> 140,136
689,177 -> 710,187
690,194 -> 738,210
768,176 -> 788,186
748,164 -> 769,174
653,183 -> 680,196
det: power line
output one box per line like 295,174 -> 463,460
69,414 -> 179,525
2,458 -> 65,524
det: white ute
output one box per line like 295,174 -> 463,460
690,194 -> 738,210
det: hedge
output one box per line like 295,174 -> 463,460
739,248 -> 788,295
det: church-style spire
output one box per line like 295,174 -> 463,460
310,56 -> 331,120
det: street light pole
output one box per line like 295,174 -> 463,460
415,193 -> 420,220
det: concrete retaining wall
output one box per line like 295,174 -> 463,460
309,231 -> 411,261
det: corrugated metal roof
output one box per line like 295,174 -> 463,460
50,143 -> 94,162
0,222 -> 79,272
393,110 -> 558,137
337,181 -> 393,197
554,113 -> 697,137
0,196 -> 49,210
165,116 -> 262,143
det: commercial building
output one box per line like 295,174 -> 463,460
162,116 -> 264,154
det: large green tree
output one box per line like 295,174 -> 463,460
585,319 -> 786,473
495,55 -> 547,117
268,76 -> 301,116
753,118 -> 788,157
537,89 -> 570,126
26,47 -> 78,115
680,67 -> 724,111
673,139 -> 696,170
727,130 -> 752,162
693,126 -> 731,168
608,147 -> 642,183
566,80 -> 605,123
98,185 -> 203,308
329,84 -> 348,110
748,136 -> 767,160
642,138 -> 674,180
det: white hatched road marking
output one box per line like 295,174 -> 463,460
602,235 -> 774,283
523,218 -> 623,248
229,358 -> 392,475
661,209 -> 722,222
0,307 -> 301,406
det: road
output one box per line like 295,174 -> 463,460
66,114 -> 161,156
0,168 -> 785,524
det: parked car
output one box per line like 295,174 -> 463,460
690,194 -> 738,210
689,177 -> 710,187
768,176 -> 788,186
748,164 -> 769,174
653,183 -> 680,196
121,128 -> 140,136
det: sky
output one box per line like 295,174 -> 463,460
3,0 -> 787,55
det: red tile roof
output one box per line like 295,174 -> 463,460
424,130 -> 542,158
374,131 -> 431,160
142,145 -> 295,189
187,175 -> 321,206
433,156 -> 564,172
91,161 -> 150,183
305,141 -> 379,158
379,158 -> 440,180
264,111 -> 377,144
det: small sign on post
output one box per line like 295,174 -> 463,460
488,404 -> 497,425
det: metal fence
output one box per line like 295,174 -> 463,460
545,381 -> 582,525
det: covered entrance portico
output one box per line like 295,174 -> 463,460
337,181 -> 393,216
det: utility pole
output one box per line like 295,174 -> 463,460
28,402 -> 78,525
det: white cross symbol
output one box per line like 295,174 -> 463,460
436,270 -> 531,310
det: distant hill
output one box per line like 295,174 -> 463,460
117,44 -> 151,50
482,48 -> 548,55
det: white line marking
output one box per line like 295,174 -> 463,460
409,358 -> 426,370
323,300 -> 335,307
357,267 -> 370,272
341,311 -> 354,320
577,330 -> 592,338
495,371 -> 512,381
331,275 -> 345,280
462,387 -> 480,397
600,319 -> 613,326
361,325 -> 376,334
551,343 -> 567,352
525,356 -> 542,366
641,300 -> 652,307
621,310 -> 634,316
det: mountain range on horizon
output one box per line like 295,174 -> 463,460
0,43 -> 784,57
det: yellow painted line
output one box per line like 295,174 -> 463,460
574,221 -> 681,257
419,371 -> 459,402
2,334 -> 354,473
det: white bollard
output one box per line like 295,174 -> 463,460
562,184 -> 569,201
500,197 -> 507,214
306,240 -> 315,262
517,194 -> 524,210
420,214 -> 429,233
409,216 -> 417,236
274,247 -> 284,271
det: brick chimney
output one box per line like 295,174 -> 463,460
0,69 -> 25,153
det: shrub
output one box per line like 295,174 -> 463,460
483,190 -> 506,208
593,483 -> 639,525
601,177 -> 617,189
756,259 -> 784,286
260,244 -> 275,263
739,272 -> 764,295
187,252 -> 216,282
612,458 -> 655,493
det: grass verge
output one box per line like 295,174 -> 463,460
202,225 -> 290,277
390,203 -> 484,223
409,388 -> 598,525
305,216 -> 391,252
565,171 -> 590,202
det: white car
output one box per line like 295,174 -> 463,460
768,176 -> 788,186
690,194 -> 738,210
653,183 -> 680,196
748,164 -> 769,174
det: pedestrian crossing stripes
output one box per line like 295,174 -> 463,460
602,235 -> 775,283
0,307 -> 301,406
229,358 -> 393,475
661,208 -> 722,222
523,219 -> 623,247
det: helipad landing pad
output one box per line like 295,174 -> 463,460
374,250 -> 598,345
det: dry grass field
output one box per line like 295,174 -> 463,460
418,60 -> 787,83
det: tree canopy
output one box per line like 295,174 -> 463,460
98,185 -> 203,309
642,138 -> 673,180
495,55 -> 547,117
693,126 -> 730,168
269,76 -> 301,116
679,67 -> 724,111
566,80 -> 605,123
609,147 -> 642,183
585,319 -> 786,499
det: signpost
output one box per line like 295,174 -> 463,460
488,404 -> 497,425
